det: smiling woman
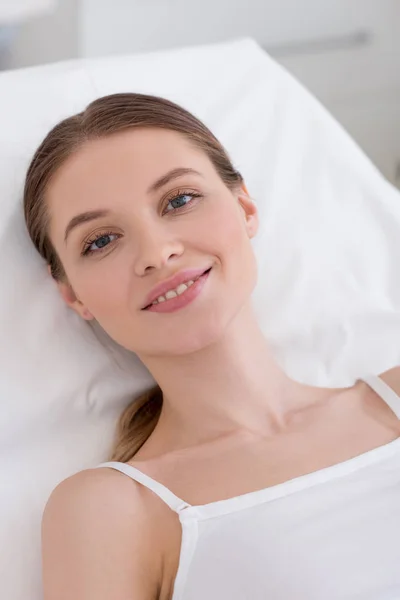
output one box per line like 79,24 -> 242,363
23,92 -> 255,462
23,93 -> 400,600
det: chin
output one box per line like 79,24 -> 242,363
145,304 -> 239,357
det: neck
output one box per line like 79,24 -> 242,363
140,303 -> 321,452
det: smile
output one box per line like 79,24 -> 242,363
143,268 -> 212,313
150,273 -> 202,305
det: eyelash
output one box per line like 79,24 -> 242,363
81,190 -> 202,256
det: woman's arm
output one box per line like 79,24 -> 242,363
42,468 -> 163,600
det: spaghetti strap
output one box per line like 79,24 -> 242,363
362,375 -> 400,419
94,461 -> 191,514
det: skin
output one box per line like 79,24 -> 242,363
42,127 -> 400,599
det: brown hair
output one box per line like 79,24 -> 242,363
23,92 -> 243,463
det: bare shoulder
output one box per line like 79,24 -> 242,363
42,466 -> 170,600
43,466 -> 154,535
379,365 -> 400,395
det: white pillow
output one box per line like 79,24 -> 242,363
1,37 -> 400,600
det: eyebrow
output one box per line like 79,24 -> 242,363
64,167 -> 203,243
147,167 -> 203,193
64,209 -> 110,243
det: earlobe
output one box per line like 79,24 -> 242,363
56,280 -> 94,321
47,264 -> 94,320
238,184 -> 259,239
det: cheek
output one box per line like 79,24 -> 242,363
196,196 -> 244,246
71,261 -> 129,315
200,200 -> 255,271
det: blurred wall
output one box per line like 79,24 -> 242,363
80,0 -> 391,57
5,0 -> 79,69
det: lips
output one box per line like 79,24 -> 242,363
142,267 -> 212,310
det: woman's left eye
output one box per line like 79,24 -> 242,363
164,192 -> 200,213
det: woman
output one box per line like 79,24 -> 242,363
24,93 -> 400,599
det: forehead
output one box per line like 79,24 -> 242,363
51,127 -> 207,192
47,127 -> 215,230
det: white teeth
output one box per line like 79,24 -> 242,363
176,283 -> 188,295
148,274 -> 205,307
165,290 -> 178,300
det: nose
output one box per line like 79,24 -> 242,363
133,225 -> 184,276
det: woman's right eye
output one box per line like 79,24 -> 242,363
82,231 -> 119,256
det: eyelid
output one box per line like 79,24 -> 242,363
81,229 -> 121,256
162,186 -> 198,200
161,188 -> 202,213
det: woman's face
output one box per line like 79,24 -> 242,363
47,128 -> 258,357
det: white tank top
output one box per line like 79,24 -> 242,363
95,376 -> 400,599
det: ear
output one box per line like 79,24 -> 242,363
48,265 -> 94,321
237,183 -> 259,239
